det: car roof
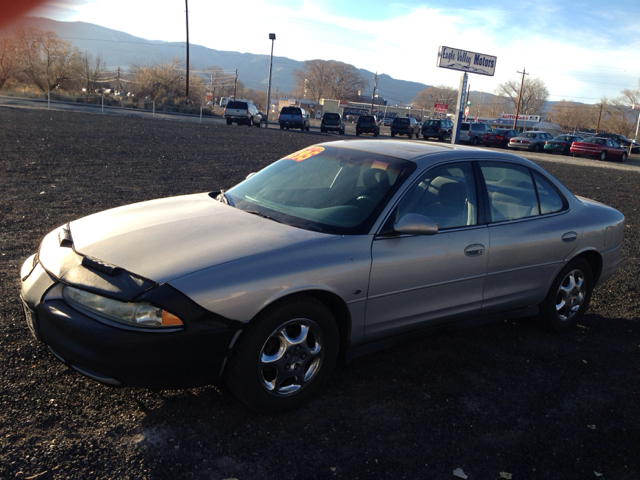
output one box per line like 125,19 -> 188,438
316,139 -> 539,169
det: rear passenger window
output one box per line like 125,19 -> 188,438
533,171 -> 565,214
481,163 -> 567,222
480,163 -> 539,221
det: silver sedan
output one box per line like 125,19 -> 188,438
20,140 -> 624,413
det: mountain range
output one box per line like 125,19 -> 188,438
11,16 -> 435,105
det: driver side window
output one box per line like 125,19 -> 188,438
397,162 -> 477,229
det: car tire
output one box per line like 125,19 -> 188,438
599,150 -> 607,161
391,132 -> 395,137
226,119 -> 232,126
339,129 -> 345,135
620,152 -> 627,162
539,258 -> 593,333
533,144 -> 541,152
356,132 -> 360,136
408,133 -> 413,139
224,294 -> 339,414
247,118 -> 253,127
280,125 -> 284,130
472,136 -> 478,145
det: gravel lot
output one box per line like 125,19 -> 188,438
1,106 -> 639,480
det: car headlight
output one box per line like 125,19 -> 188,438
63,286 -> 183,328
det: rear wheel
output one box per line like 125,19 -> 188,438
599,150 -> 607,161
533,144 -> 541,152
226,119 -> 232,125
391,132 -> 395,137
540,258 -> 593,333
472,136 -> 479,146
224,295 -> 339,414
280,124 -> 284,130
620,152 -> 627,162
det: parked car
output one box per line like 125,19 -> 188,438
570,137 -> 628,162
278,106 -> 310,131
20,140 -> 624,413
508,131 -> 554,152
382,118 -> 392,126
390,117 -> 420,138
544,135 -> 584,155
421,119 -> 454,141
320,112 -> 345,135
223,100 -> 261,127
356,115 -> 380,136
583,133 -> 640,154
483,129 -> 519,148
459,122 -> 493,145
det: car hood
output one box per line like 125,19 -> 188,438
69,193 -> 328,283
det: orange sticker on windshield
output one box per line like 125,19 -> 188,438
284,146 -> 325,162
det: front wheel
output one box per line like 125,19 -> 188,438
539,258 -> 593,333
472,136 -> 478,145
599,150 -> 607,161
224,295 -> 339,414
620,152 -> 627,162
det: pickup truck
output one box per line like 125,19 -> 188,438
224,101 -> 261,126
278,106 -> 310,131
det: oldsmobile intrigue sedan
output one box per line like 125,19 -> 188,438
20,140 -> 624,413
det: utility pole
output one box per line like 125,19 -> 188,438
595,103 -> 603,133
233,69 -> 238,99
185,0 -> 190,104
370,72 -> 378,116
513,68 -> 529,130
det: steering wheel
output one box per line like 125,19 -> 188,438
355,195 -> 377,209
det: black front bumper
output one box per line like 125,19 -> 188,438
20,256 -> 240,390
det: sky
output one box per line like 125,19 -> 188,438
30,0 -> 640,105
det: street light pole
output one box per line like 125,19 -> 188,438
266,33 -> 276,127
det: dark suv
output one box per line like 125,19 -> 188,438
356,115 -> 379,136
421,119 -> 454,141
278,106 -> 311,131
320,113 -> 345,134
459,122 -> 493,145
390,117 -> 420,139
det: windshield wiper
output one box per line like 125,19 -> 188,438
244,210 -> 282,224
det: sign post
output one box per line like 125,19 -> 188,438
631,104 -> 640,155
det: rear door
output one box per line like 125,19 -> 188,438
479,161 -> 581,313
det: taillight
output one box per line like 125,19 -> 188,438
496,135 -> 503,140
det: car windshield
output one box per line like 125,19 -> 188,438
425,120 -> 440,127
226,145 -> 416,235
521,132 -> 538,138
281,107 -> 301,114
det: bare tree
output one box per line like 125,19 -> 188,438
74,51 -> 106,93
547,100 -> 597,133
130,58 -> 186,103
411,85 -> 458,115
293,60 -> 366,102
494,76 -> 549,115
201,65 -> 237,102
15,26 -> 78,92
0,35 -> 21,89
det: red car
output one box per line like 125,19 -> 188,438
569,137 -> 628,162
483,129 -> 519,148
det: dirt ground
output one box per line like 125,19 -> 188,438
1,106 -> 639,480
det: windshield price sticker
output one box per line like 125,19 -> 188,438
284,146 -> 325,162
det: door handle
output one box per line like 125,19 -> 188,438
464,244 -> 485,257
562,231 -> 578,242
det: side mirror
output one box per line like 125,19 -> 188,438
393,213 -> 439,235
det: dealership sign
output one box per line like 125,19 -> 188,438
437,46 -> 497,76
500,113 -> 541,123
434,103 -> 448,113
